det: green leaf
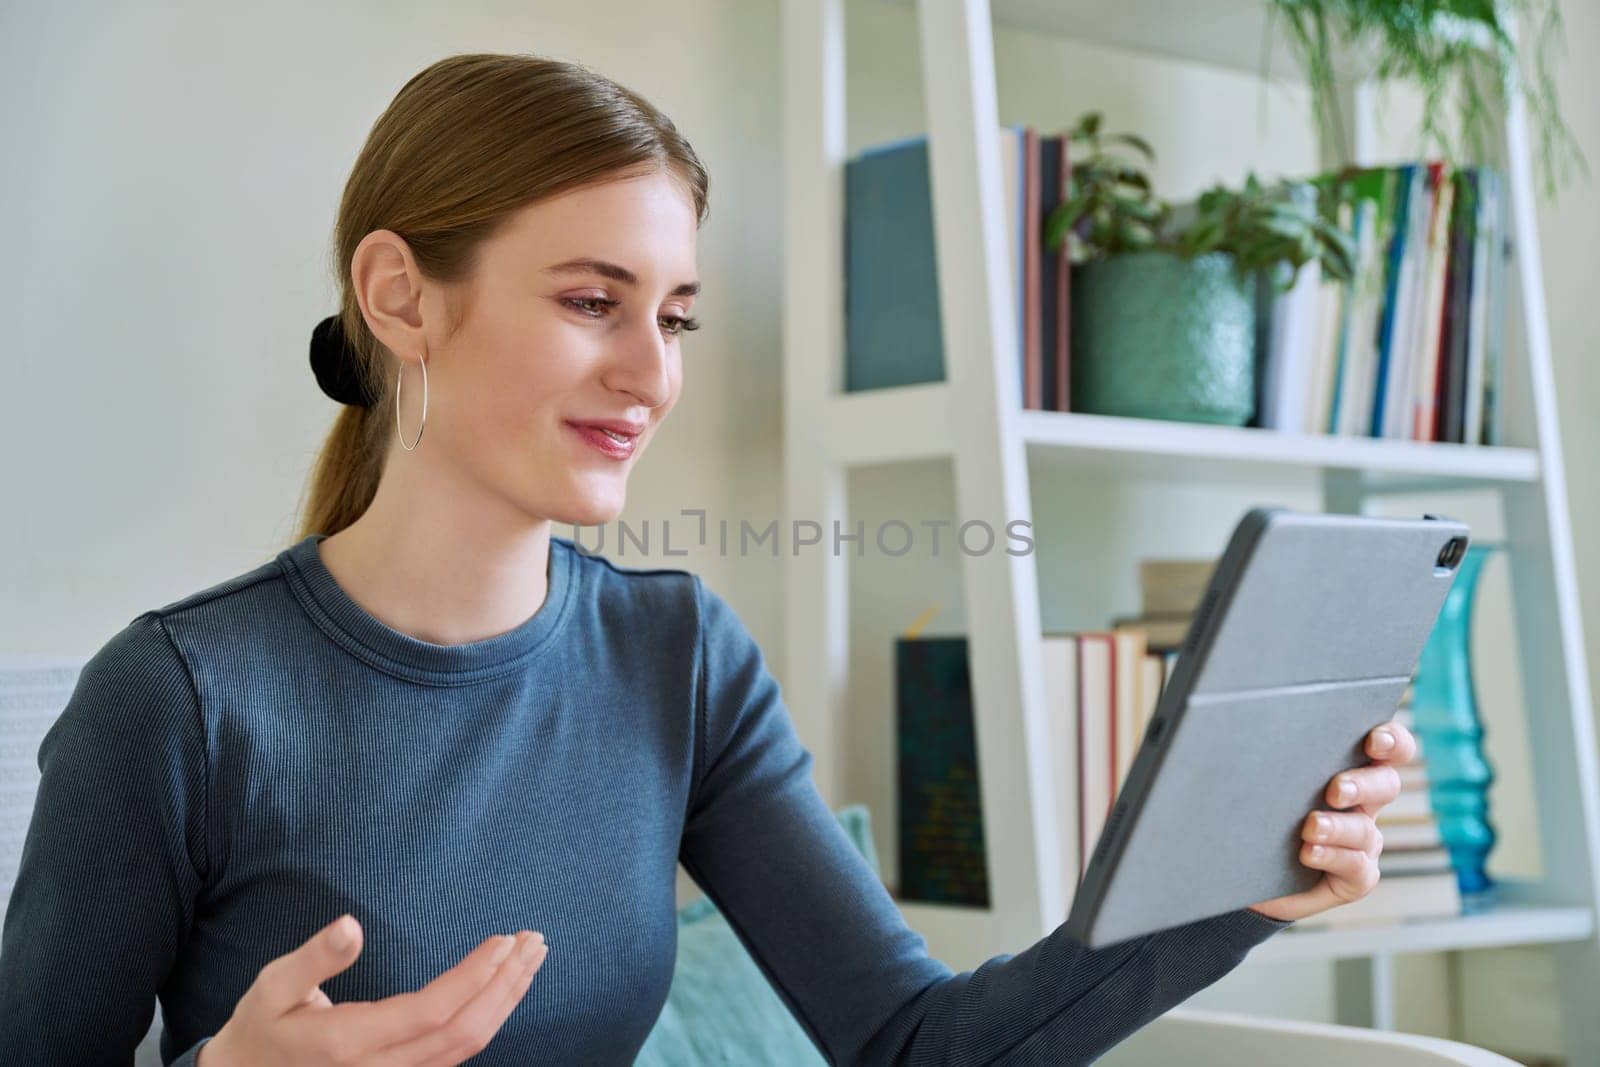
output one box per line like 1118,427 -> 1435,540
1101,132 -> 1156,161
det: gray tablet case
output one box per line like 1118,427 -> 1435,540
1062,506 -> 1471,949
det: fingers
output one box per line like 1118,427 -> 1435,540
373,930 -> 548,1067
323,931 -> 529,1055
1366,720 -> 1418,764
252,914 -> 364,1018
1302,809 -> 1382,854
1299,839 -> 1381,902
1326,763 -> 1402,817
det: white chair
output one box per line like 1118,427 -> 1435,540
1100,1007 -> 1520,1066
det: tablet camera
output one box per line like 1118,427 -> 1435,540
1437,536 -> 1467,570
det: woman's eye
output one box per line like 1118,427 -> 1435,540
563,297 -> 700,337
563,296 -> 618,317
660,315 -> 702,336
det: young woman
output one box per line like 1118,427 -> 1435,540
0,53 -> 1415,1066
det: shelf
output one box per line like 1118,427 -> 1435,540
876,0 -> 1493,83
823,382 -> 1542,489
1021,408 -> 1541,490
1257,901 -> 1596,965
792,1 -> 1600,1051
887,882 -> 1595,967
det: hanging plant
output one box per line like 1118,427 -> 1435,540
1265,0 -> 1586,198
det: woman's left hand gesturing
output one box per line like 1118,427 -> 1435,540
1247,719 -> 1419,923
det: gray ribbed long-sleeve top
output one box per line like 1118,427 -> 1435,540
0,532 -> 1292,1065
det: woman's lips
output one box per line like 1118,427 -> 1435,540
567,421 -> 637,460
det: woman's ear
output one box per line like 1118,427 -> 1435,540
351,228 -> 428,360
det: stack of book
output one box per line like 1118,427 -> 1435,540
844,125 -> 1071,411
1290,702 -> 1463,930
1041,628 -> 1173,895
1059,557 -> 1214,889
1255,162 -> 1511,446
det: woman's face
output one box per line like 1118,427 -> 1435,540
418,169 -> 700,529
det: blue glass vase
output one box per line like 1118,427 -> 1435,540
1409,542 -> 1498,912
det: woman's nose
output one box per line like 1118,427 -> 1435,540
605,320 -> 673,407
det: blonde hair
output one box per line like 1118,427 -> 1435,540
294,53 -> 709,541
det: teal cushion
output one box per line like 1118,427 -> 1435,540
634,804 -> 880,1066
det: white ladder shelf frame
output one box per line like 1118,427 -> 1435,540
780,0 -> 1600,1056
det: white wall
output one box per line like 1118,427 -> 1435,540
0,0 -> 787,656
3,0 -> 1596,1061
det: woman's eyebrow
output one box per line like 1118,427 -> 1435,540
543,257 -> 700,297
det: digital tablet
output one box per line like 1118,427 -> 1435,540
1062,506 -> 1471,949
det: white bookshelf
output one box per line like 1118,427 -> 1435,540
781,0 -> 1600,1056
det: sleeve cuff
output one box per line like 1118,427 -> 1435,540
1204,906 -> 1295,955
169,1035 -> 213,1066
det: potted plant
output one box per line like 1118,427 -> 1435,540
1265,0 -> 1584,198
1045,112 -> 1355,426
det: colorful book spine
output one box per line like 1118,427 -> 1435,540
1260,163 -> 1508,444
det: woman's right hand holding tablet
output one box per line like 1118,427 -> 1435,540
196,914 -> 547,1066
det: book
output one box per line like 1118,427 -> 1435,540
1397,760 -> 1431,791
1378,777 -> 1437,822
1291,868 -> 1462,929
1411,162 -> 1455,441
1137,651 -> 1165,748
1436,168 -> 1479,444
1305,247 -> 1347,435
1256,184 -> 1323,432
1463,167 -> 1494,446
1138,559 -> 1216,616
1110,613 -> 1190,650
1041,634 -> 1080,904
1382,162 -> 1434,439
1023,127 -> 1042,410
895,636 -> 990,906
1339,174 -> 1396,436
1370,162 -> 1418,438
1373,818 -> 1444,850
1480,168 -> 1511,446
1380,846 -> 1454,876
1054,133 -> 1072,412
1076,633 -> 1115,880
1038,130 -> 1070,412
1111,628 -> 1148,793
1300,163 -> 1507,442
844,126 -> 1024,394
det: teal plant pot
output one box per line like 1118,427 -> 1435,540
1070,250 -> 1257,425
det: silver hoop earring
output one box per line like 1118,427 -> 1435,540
396,354 -> 428,452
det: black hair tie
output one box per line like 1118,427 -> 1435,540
309,314 -> 379,408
